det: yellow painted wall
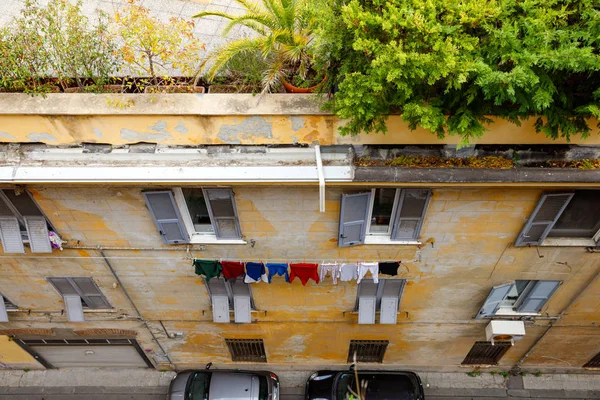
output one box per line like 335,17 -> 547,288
0,335 -> 42,370
0,185 -> 598,371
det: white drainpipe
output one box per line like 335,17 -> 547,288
315,145 -> 325,213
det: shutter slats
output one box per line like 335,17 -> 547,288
24,216 -> 52,253
476,283 -> 514,319
339,192 -> 371,247
204,189 -> 242,239
0,216 -> 25,253
515,193 -> 574,246
391,189 -> 431,241
516,280 -> 561,313
143,191 -> 189,244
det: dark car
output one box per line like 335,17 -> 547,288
168,366 -> 279,400
305,369 -> 424,400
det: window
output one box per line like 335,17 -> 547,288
225,338 -> 266,362
461,341 -> 512,366
0,293 -> 16,322
0,189 -> 56,253
516,191 -> 600,247
355,279 -> 406,324
206,277 -> 254,324
48,277 -> 111,322
143,188 -> 243,245
583,351 -> 600,369
338,189 -> 431,247
1,293 -> 17,310
476,280 -> 561,319
347,340 -> 389,363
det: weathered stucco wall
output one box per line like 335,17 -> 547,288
0,185 -> 598,371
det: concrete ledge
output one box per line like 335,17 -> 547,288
354,167 -> 600,183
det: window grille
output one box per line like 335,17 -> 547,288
583,351 -> 600,369
347,340 -> 389,363
461,341 -> 511,365
225,339 -> 266,362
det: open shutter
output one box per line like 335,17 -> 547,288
476,283 -> 514,319
515,193 -> 574,246
0,217 -> 24,254
24,216 -> 52,253
391,189 -> 432,241
358,296 -> 376,324
593,229 -> 600,246
48,277 -> 78,296
212,295 -> 230,323
379,280 -> 406,324
234,296 -> 252,323
0,296 -> 8,322
63,295 -> 85,322
339,192 -> 371,247
204,188 -> 242,239
71,278 -> 111,309
516,280 -> 561,313
143,191 -> 189,244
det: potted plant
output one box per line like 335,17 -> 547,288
207,51 -> 267,93
112,0 -> 205,93
194,0 -> 323,93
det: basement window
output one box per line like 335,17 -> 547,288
347,340 -> 389,363
461,341 -> 512,366
225,338 -> 267,362
0,189 -> 57,254
516,190 -> 600,247
583,351 -> 600,369
476,280 -> 561,319
354,279 -> 406,324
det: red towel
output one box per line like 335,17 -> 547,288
221,261 -> 245,280
289,263 -> 320,285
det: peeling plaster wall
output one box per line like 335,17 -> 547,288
0,186 -> 598,371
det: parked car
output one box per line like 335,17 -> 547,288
168,364 -> 280,400
305,369 -> 424,400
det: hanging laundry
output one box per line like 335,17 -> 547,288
266,263 -> 289,283
339,263 -> 358,282
193,259 -> 222,281
289,263 -> 320,285
318,263 -> 340,284
379,261 -> 399,276
221,261 -> 245,280
244,262 -> 268,283
357,262 -> 379,284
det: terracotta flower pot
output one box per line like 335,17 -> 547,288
280,75 -> 326,93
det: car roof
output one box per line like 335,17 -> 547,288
208,372 -> 259,400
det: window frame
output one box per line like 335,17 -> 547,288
1,292 -> 17,310
47,277 -> 112,310
477,280 -> 561,319
365,188 -> 401,236
205,277 -> 256,311
173,187 -> 245,244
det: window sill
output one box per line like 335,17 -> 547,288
364,236 -> 420,245
190,235 -> 246,245
541,238 -> 596,247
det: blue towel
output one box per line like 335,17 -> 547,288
245,262 -> 266,281
266,263 -> 289,283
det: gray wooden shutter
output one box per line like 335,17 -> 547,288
0,216 -> 24,254
212,295 -> 230,323
515,193 -> 574,246
391,189 -> 432,241
143,191 -> 189,244
0,295 -> 8,322
476,282 -> 514,319
516,280 -> 561,313
204,188 -> 242,239
338,192 -> 371,247
358,296 -> 376,324
63,295 -> 85,322
48,277 -> 78,296
234,296 -> 252,323
71,278 -> 111,309
379,280 -> 406,324
24,216 -> 52,253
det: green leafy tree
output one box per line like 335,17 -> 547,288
194,0 -> 315,92
315,0 -> 600,143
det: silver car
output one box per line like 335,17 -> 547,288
168,365 -> 279,400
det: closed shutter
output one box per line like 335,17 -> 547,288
71,278 -> 111,309
358,296 -> 376,324
204,189 -> 242,239
63,295 -> 85,322
212,295 -> 230,323
515,193 -> 574,246
48,278 -> 78,296
0,216 -> 25,253
0,295 -> 8,322
391,189 -> 432,241
338,192 -> 371,247
516,280 -> 561,313
24,216 -> 52,253
476,283 -> 514,319
143,191 -> 189,244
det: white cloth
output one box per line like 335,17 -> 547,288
319,263 -> 340,284
243,273 -> 268,283
357,262 -> 379,284
339,263 -> 358,282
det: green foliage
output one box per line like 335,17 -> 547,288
212,50 -> 269,91
0,0 -> 117,93
534,371 -> 542,377
194,0 -> 315,93
499,371 -> 510,378
467,370 -> 481,377
315,0 -> 600,143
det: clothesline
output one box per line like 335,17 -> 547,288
196,258 -> 404,263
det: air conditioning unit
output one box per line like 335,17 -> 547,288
485,320 -> 526,345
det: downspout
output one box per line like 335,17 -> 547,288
516,263 -> 600,368
315,144 -> 325,213
97,248 -> 176,371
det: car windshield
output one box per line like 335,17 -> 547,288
335,373 -> 354,400
258,375 -> 269,400
336,373 -> 416,400
187,372 -> 210,400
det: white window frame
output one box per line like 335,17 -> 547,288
495,280 -> 539,317
365,188 -> 401,237
173,187 -> 246,245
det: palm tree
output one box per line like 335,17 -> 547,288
194,0 -> 313,92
